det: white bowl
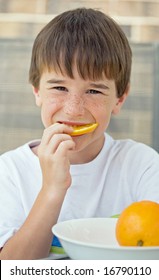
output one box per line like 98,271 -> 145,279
52,218 -> 159,260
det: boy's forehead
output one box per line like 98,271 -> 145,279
40,69 -> 113,84
40,69 -> 69,83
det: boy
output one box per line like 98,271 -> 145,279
0,8 -> 159,259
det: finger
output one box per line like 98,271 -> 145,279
55,139 -> 76,158
46,133 -> 74,154
41,123 -> 74,146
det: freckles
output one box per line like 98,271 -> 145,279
88,99 -> 107,111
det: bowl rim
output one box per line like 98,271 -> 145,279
52,218 -> 159,251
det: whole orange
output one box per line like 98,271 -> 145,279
116,200 -> 159,246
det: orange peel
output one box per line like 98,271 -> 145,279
115,200 -> 159,246
70,123 -> 98,136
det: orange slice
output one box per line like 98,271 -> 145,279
70,123 -> 98,136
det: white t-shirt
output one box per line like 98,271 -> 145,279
0,133 -> 159,248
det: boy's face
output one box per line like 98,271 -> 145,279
33,65 -> 128,158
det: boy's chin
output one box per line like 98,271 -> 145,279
70,134 -> 95,152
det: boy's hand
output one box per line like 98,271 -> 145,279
37,123 -> 75,193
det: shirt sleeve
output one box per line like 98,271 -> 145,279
0,156 -> 26,248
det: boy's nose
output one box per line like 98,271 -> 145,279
63,95 -> 85,116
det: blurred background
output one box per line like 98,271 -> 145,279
0,0 -> 159,154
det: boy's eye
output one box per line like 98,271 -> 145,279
87,89 -> 102,94
53,86 -> 67,91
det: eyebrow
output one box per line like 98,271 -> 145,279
46,79 -> 65,84
46,79 -> 110,91
89,83 -> 109,90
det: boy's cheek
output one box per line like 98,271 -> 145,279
41,104 -> 60,126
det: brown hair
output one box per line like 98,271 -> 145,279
29,8 -> 132,97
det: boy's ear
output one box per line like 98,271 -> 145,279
32,86 -> 42,107
112,84 -> 130,115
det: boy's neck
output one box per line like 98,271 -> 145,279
68,135 -> 105,164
